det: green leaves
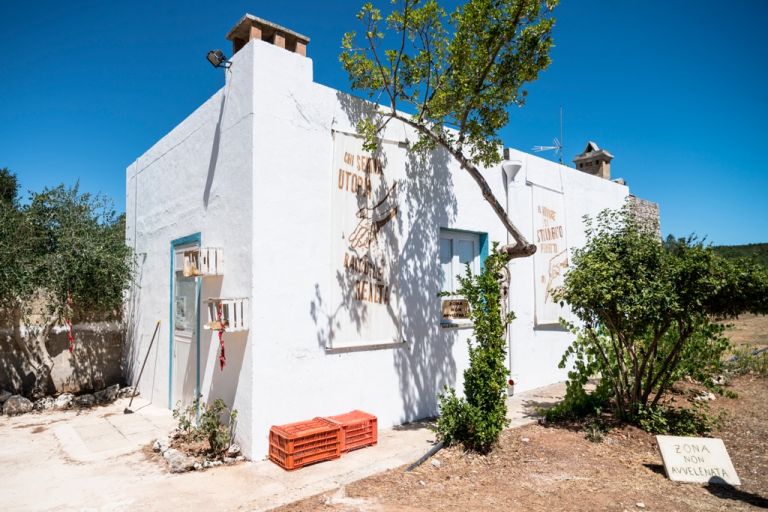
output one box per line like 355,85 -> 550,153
437,246 -> 512,452
341,0 -> 556,166
553,203 -> 768,423
0,174 -> 132,323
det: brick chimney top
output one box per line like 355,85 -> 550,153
573,141 -> 614,180
226,14 -> 310,56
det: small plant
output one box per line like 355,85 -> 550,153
584,407 -> 608,443
437,247 -> 512,453
726,346 -> 768,377
199,398 -> 238,455
172,400 -> 196,434
635,403 -> 721,436
172,396 -> 238,455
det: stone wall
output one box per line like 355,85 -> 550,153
629,195 -> 661,237
0,322 -> 125,396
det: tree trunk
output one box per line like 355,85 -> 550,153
10,306 -> 57,398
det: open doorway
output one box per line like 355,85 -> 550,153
169,234 -> 201,409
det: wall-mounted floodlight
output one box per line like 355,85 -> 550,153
206,49 -> 232,68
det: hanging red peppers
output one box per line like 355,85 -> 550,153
65,292 -> 75,353
216,302 -> 226,370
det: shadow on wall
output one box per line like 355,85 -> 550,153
309,91 -> 459,423
200,276 -> 244,422
0,322 -> 125,395
122,252 -> 163,405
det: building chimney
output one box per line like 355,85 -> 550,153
573,141 -> 613,180
226,14 -> 310,57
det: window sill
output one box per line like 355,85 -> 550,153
440,319 -> 473,330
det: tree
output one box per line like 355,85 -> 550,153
437,247 -> 513,452
554,205 -> 768,419
341,0 -> 558,259
0,168 -> 132,397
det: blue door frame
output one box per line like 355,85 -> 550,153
169,233 -> 202,409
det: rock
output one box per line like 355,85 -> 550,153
33,397 -> 55,411
636,502 -> 646,509
4,395 -> 33,416
153,437 -> 170,453
430,458 -> 442,468
211,460 -> 223,467
54,393 -> 74,410
203,460 -> 214,469
74,394 -> 96,408
163,448 -> 196,473
693,392 -> 716,402
223,457 -> 236,464
94,384 -> 120,404
0,390 -> 12,404
193,462 -> 203,471
226,444 -> 241,456
118,386 -> 136,399
521,437 -> 530,443
235,456 -> 245,462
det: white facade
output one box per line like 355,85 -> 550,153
126,36 -> 629,458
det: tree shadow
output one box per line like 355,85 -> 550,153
308,91 -> 460,424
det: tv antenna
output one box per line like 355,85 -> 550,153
532,106 -> 564,164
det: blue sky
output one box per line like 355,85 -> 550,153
1,1 -> 766,245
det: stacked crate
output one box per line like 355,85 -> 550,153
268,418 -> 342,471
269,410 -> 377,470
324,410 -> 378,452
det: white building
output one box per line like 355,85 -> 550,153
125,15 -> 636,458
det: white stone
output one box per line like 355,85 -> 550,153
656,435 -> 741,486
430,458 -> 441,468
153,437 -> 170,453
54,393 -> 74,410
3,395 -> 33,416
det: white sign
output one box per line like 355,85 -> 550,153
330,133 -> 404,348
531,186 -> 568,326
656,435 -> 741,486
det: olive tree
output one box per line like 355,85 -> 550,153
554,205 -> 768,419
341,0 -> 558,258
0,168 -> 132,397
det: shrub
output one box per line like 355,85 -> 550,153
173,397 -> 238,455
552,205 -> 768,421
635,403 -> 721,437
436,247 -> 512,453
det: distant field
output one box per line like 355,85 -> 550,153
724,313 -> 768,349
713,242 -> 768,267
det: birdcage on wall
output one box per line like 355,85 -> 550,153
182,247 -> 223,277
204,298 -> 248,331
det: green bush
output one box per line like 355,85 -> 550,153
173,397 -> 238,455
552,205 -> 768,422
437,247 -> 512,453
635,403 -> 721,437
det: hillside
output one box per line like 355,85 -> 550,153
713,242 -> 768,267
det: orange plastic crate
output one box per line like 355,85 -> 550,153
323,410 -> 378,452
269,418 -> 342,471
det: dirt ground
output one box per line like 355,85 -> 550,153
278,318 -> 768,512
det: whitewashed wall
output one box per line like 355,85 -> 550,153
125,43 -> 257,455
127,37 -> 630,459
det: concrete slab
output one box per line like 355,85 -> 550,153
506,381 -> 567,428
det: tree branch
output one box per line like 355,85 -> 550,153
388,111 -> 535,258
